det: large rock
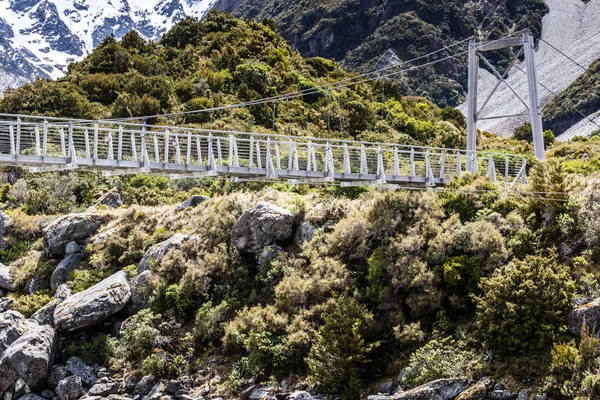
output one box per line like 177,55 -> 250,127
0,311 -> 37,355
96,191 -> 123,209
0,297 -> 13,312
396,379 -> 472,400
455,377 -> 494,400
231,202 -> 294,255
53,271 -> 131,331
65,357 -> 97,386
48,365 -> 69,388
56,376 -> 82,400
31,299 -> 62,326
43,214 -> 102,257
50,254 -> 81,290
0,211 -> 11,249
0,323 -> 55,393
0,262 -> 15,291
293,221 -> 316,245
88,382 -> 120,396
138,234 -> 198,274
175,195 -> 209,212
126,270 -> 151,315
567,298 -> 600,336
25,275 -> 44,295
486,391 -> 518,400
54,284 -> 72,301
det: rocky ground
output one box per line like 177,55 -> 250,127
0,189 -> 595,400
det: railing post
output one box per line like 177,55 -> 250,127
15,117 -> 21,156
118,124 -> 123,161
360,144 -> 368,175
326,142 -> 335,179
275,141 -> 281,170
439,151 -> 446,180
196,137 -> 203,166
164,128 -> 170,164
425,148 -> 435,187
93,123 -> 99,160
131,131 -> 138,162
456,151 -> 462,177
60,127 -> 66,157
68,122 -> 74,158
85,129 -> 91,159
8,125 -> 15,156
343,143 -> 351,174
487,154 -> 497,182
154,134 -> 160,163
376,145 -> 386,183
186,131 -> 192,164
256,140 -> 262,169
393,146 -> 400,176
43,120 -> 48,157
107,131 -> 114,160
174,136 -> 182,164
410,147 -> 415,178
217,138 -> 223,167
208,133 -> 217,172
34,126 -> 41,157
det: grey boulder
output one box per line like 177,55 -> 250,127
126,270 -> 152,315
50,253 -> 81,290
55,376 -> 82,400
486,390 -> 518,400
176,195 -> 209,211
231,202 -> 294,255
455,377 -> 494,400
65,357 -> 97,386
138,234 -> 198,274
43,213 -> 102,257
0,211 -> 11,249
48,365 -> 69,388
31,299 -> 62,326
54,284 -> 72,301
17,394 -> 47,400
96,191 -> 123,209
0,323 -> 55,392
134,376 -> 156,396
65,242 -> 81,256
567,298 -> 600,336
53,271 -> 131,331
0,262 -> 15,291
88,381 -> 120,396
396,379 -> 472,400
0,311 -> 37,355
0,297 -> 13,312
25,275 -> 44,295
293,221 -> 316,245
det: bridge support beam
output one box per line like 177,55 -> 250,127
467,31 -> 546,165
466,39 -> 479,172
523,33 -> 546,160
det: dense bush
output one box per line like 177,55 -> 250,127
475,255 -> 575,355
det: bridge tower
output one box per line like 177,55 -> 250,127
466,31 -> 545,172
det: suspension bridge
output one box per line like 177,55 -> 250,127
0,114 -> 528,187
0,32 -> 560,188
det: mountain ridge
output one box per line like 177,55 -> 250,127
0,0 -> 218,95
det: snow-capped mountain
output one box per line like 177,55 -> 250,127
0,0 -> 218,95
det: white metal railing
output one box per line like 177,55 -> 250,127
0,114 -> 528,186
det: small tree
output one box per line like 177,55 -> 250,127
475,255 -> 575,355
307,296 -> 378,400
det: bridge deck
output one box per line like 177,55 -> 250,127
0,114 -> 527,187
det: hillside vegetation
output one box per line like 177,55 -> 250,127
3,12 -> 600,400
216,0 -> 549,107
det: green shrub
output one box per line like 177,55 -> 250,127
66,335 -> 117,365
142,353 -> 166,378
121,310 -> 160,360
403,337 -> 483,386
307,296 -> 378,400
67,269 -> 111,293
11,292 -> 52,317
475,255 -> 575,355
194,300 -> 234,347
